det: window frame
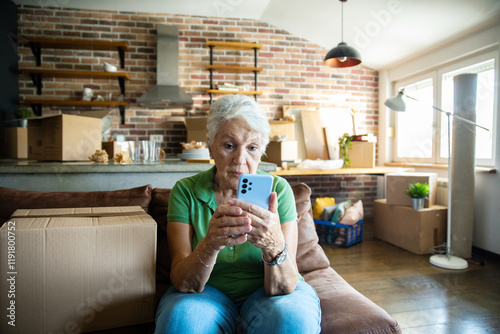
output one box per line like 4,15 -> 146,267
392,50 -> 498,167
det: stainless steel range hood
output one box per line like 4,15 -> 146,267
137,25 -> 193,108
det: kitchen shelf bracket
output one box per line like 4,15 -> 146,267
119,105 -> 126,124
118,47 -> 125,68
30,73 -> 42,95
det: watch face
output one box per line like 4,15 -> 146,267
276,244 -> 288,265
276,252 -> 286,265
263,243 -> 288,266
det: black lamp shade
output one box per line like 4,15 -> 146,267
324,42 -> 362,68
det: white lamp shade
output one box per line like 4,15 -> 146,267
384,91 -> 406,111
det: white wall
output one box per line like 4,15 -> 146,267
378,21 -> 500,255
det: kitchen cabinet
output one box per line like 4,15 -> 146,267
205,41 -> 263,103
21,37 -> 130,124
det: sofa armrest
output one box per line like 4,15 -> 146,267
304,267 -> 401,334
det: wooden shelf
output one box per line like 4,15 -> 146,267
21,68 -> 130,79
206,65 -> 262,73
24,37 -> 128,68
24,37 -> 129,52
24,99 -> 128,107
22,37 -> 130,123
206,89 -> 263,95
23,98 -> 129,123
206,40 -> 262,103
206,41 -> 262,51
22,68 -> 129,95
23,68 -> 129,94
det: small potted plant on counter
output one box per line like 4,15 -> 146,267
405,182 -> 429,210
14,108 -> 34,128
338,133 -> 353,168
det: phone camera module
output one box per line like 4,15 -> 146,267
243,178 -> 248,183
241,189 -> 247,194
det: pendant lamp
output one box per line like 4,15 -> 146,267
324,0 -> 362,68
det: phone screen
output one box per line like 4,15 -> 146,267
237,174 -> 273,210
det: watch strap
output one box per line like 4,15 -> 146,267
262,243 -> 288,266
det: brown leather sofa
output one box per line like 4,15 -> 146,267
0,183 -> 401,334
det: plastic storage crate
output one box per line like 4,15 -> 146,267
314,219 -> 363,247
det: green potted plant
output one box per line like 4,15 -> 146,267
338,133 -> 353,168
405,182 -> 429,210
14,108 -> 34,128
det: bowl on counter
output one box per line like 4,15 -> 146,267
177,148 -> 210,160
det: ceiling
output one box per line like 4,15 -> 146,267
12,0 -> 500,70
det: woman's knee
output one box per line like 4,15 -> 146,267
240,281 -> 321,334
155,285 -> 239,334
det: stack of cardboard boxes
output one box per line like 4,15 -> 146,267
0,206 -> 156,333
374,173 -> 448,255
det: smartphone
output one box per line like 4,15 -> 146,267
237,174 -> 273,210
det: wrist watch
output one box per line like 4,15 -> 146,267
262,243 -> 288,266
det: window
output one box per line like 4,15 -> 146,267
393,51 -> 497,167
395,77 -> 435,161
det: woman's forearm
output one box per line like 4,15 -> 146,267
170,240 -> 218,293
263,255 -> 299,296
262,223 -> 300,296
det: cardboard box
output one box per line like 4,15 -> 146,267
385,172 -> 438,208
269,120 -> 295,141
102,141 -> 129,159
0,127 -> 28,159
263,141 -> 298,165
373,199 -> 447,255
0,206 -> 156,333
184,117 -> 208,142
348,141 -> 375,168
28,113 -> 106,161
314,219 -> 363,247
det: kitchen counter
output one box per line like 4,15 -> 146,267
0,159 -> 412,192
0,158 -> 276,192
0,158 -> 278,174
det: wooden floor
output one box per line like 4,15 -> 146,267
320,219 -> 500,334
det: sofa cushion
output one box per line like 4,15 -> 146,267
150,188 -> 172,286
292,183 -> 331,273
303,267 -> 401,333
0,185 -> 153,223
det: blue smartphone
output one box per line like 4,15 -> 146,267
237,174 -> 273,210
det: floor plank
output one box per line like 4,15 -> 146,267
320,219 -> 500,333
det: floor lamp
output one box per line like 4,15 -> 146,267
385,74 -> 489,270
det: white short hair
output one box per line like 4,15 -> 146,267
206,95 -> 270,152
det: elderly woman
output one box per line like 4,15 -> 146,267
155,95 -> 321,333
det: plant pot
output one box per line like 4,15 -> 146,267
19,119 -> 28,128
412,198 -> 425,210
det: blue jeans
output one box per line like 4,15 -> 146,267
155,280 -> 321,334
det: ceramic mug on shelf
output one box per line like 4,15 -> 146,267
82,88 -> 93,101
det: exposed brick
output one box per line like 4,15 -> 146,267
17,7 -> 378,187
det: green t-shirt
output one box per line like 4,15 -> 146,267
167,166 -> 298,303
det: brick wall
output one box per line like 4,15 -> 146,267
16,5 -> 379,215
282,174 -> 378,217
